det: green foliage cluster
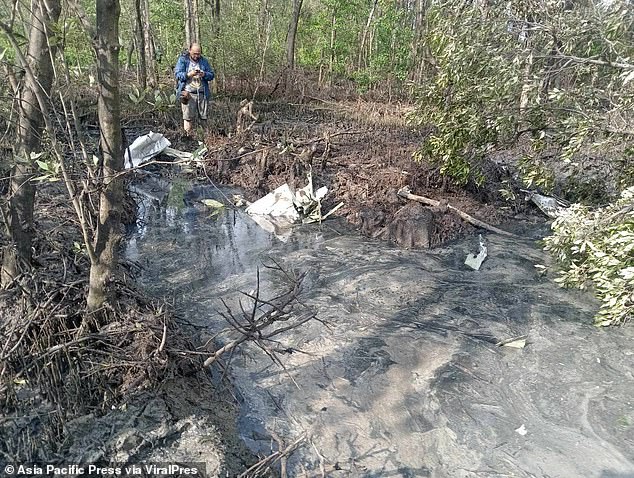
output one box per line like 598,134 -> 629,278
406,0 -> 634,326
299,0 -> 413,89
410,0 -> 634,192
0,0 -> 438,94
410,1 -> 521,185
543,187 -> 634,326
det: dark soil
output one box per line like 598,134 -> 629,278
0,93 -> 549,477
195,97 -> 538,248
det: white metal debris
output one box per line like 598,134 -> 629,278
124,131 -> 171,168
244,171 -> 341,239
465,234 -> 488,270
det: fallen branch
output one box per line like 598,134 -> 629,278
397,187 -> 517,237
203,264 -> 317,368
238,433 -> 306,478
298,129 -> 364,147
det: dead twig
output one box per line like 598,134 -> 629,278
297,129 -> 364,147
238,433 -> 307,478
203,267 -> 317,369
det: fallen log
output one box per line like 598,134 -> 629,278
397,187 -> 517,238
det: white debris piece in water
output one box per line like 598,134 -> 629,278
465,234 -> 488,270
522,190 -> 570,218
162,147 -> 193,162
163,143 -> 208,164
246,184 -> 300,222
245,171 -> 343,240
294,171 -> 328,224
124,131 -> 171,168
496,336 -> 527,349
245,184 -> 300,242
246,172 -> 332,225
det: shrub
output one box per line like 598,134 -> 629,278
543,186 -> 634,326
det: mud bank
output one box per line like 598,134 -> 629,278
199,100 -> 528,249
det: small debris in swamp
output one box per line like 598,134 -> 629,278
496,336 -> 528,349
465,234 -> 488,270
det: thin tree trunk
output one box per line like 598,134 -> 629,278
519,52 -> 533,115
125,29 -> 134,72
184,0 -> 197,45
357,0 -> 378,70
208,0 -> 220,61
134,0 -> 147,89
258,0 -> 269,49
88,0 -> 123,311
0,0 -> 61,286
411,0 -> 429,82
286,0 -> 303,70
328,8 -> 336,84
193,0 -> 200,43
141,0 -> 157,87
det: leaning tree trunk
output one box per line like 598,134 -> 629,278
286,0 -> 303,70
88,0 -> 123,311
357,0 -> 378,70
0,0 -> 61,286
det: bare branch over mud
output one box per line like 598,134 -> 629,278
203,262 -> 319,369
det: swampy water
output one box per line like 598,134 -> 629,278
126,182 -> 634,478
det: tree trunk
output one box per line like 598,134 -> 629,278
125,27 -> 135,72
357,0 -> 378,70
184,0 -> 192,45
258,0 -> 269,49
141,0 -> 157,87
193,0 -> 200,44
286,0 -> 303,70
411,0 -> 430,82
184,0 -> 200,45
88,0 -> 123,311
134,0 -> 147,89
1,0 -> 61,286
328,8 -> 336,84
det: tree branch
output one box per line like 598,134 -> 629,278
0,18 -> 99,265
397,187 -> 517,237
535,53 -> 634,70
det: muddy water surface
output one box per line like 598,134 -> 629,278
126,183 -> 634,478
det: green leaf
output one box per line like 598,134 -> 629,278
200,199 -> 225,209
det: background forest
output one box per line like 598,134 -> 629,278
5,0 -> 631,320
0,0 -> 633,471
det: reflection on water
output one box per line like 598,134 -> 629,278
125,179 -> 634,477
125,182 -> 334,293
126,188 -> 277,288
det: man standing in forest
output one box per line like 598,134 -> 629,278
175,43 -> 215,136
